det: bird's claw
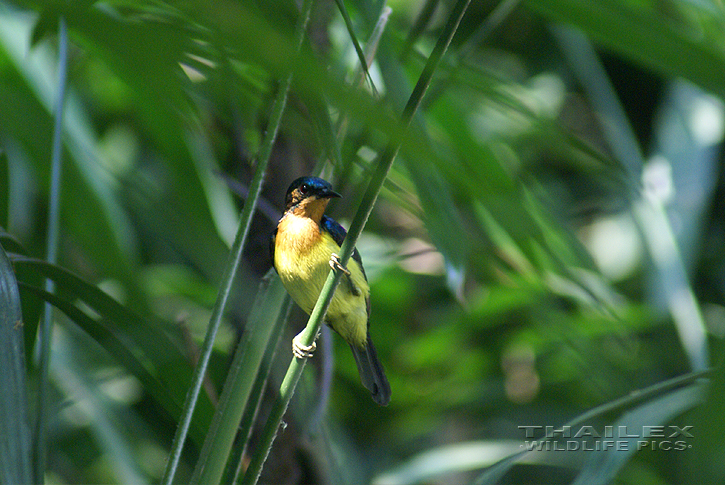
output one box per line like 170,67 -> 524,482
330,253 -> 362,296
329,253 -> 351,276
292,332 -> 317,359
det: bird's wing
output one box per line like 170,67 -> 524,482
321,215 -> 366,280
321,215 -> 371,318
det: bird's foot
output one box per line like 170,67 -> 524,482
292,331 -> 317,359
330,253 -> 361,296
329,253 -> 351,275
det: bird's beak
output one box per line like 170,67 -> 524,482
320,188 -> 342,199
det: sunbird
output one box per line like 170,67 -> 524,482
271,176 -> 391,406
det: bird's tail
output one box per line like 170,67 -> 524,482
350,334 -> 391,406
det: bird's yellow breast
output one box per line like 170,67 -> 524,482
274,214 -> 369,347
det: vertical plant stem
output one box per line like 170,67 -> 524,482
225,298 -> 292,485
34,17 -> 67,484
423,0 -> 522,108
161,0 -> 314,483
333,0 -> 376,93
240,1 -> 471,483
334,6 -> 391,188
190,276 -> 290,485
458,0 -> 522,59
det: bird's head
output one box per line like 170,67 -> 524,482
284,176 -> 341,219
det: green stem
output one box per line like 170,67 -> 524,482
225,298 -> 293,485
190,276 -> 290,485
420,0 -> 523,109
34,17 -> 67,484
240,1 -> 472,483
333,0 -> 376,94
161,1 -> 314,483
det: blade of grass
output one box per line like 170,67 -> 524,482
555,27 -> 709,371
225,296 -> 293,485
189,274 -> 290,484
34,16 -> 67,483
17,283 -> 185,425
334,0 -> 376,94
401,0 -> 438,61
240,1 -> 472,483
572,383 -> 704,485
474,370 -> 710,485
161,0 -> 315,482
0,242 -> 32,485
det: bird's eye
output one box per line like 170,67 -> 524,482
300,183 -> 309,194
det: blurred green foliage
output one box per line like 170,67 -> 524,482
1,0 -> 724,483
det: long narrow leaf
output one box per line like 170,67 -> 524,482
241,1 -> 472,483
35,17 -> 67,480
226,298 -> 292,485
11,256 -> 214,442
526,0 -> 725,99
18,283 -> 186,425
163,0 -> 316,482
225,294 -> 292,484
572,383 -> 704,485
190,273 -> 289,483
0,242 -> 32,485
333,0 -> 376,93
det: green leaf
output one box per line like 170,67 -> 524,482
0,241 -> 32,485
688,341 -> 725,484
190,273 -> 290,484
474,372 -> 707,484
11,256 -> 214,443
526,0 -> 725,99
374,440 -> 522,485
572,383 -> 704,485
0,150 -> 8,228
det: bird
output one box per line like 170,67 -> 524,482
270,176 -> 391,406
